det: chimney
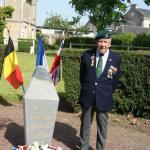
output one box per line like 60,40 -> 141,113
131,4 -> 138,9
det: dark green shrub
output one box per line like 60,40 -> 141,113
112,33 -> 124,45
133,32 -> 150,47
49,38 -> 61,50
62,33 -> 150,51
0,32 -> 4,44
34,40 -> 38,54
64,37 -> 95,49
18,39 -> 33,53
61,51 -> 82,112
112,33 -> 136,50
0,44 -> 5,77
18,39 -> 38,53
114,52 -> 150,118
61,50 -> 150,118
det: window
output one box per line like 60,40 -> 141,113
26,0 -> 32,4
0,0 -> 5,7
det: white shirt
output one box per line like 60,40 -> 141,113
96,49 -> 109,72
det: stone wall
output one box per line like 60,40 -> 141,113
3,0 -> 36,49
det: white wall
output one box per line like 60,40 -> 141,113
143,19 -> 150,28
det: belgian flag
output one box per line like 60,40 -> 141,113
3,37 -> 23,89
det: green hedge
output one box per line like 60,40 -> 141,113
0,44 -> 6,77
64,37 -> 95,49
113,52 -> 150,118
133,32 -> 150,47
61,50 -> 150,118
61,51 -> 81,111
18,39 -> 33,53
0,33 -> 4,44
18,39 -> 38,53
61,33 -> 150,50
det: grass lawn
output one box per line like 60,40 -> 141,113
0,52 -> 65,104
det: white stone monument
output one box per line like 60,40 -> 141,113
23,66 -> 59,146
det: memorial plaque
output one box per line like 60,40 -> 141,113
23,66 -> 59,145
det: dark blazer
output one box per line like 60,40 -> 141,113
79,48 -> 121,112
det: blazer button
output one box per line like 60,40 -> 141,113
93,91 -> 95,94
95,82 -> 98,86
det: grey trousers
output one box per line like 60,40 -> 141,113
80,107 -> 109,150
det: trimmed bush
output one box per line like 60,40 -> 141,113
113,52 -> 150,118
63,33 -> 150,50
0,44 -> 6,75
112,33 -> 136,50
64,37 -> 95,48
61,51 -> 81,112
18,39 -> 38,53
0,33 -> 4,44
18,39 -> 33,53
133,32 -> 150,47
61,50 -> 150,118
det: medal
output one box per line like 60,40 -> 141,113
90,54 -> 95,67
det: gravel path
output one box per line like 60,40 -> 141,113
0,103 -> 150,150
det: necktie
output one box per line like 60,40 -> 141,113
96,54 -> 103,79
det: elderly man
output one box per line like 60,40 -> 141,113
79,29 -> 121,150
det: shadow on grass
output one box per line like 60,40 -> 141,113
5,122 -> 25,147
16,94 -> 23,103
0,96 -> 12,106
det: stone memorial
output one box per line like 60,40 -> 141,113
23,66 -> 59,146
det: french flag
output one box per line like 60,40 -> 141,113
36,38 -> 49,71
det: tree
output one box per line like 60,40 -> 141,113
0,6 -> 14,33
76,25 -> 89,33
70,0 -> 129,30
144,0 -> 150,5
69,0 -> 150,30
44,13 -> 86,36
69,16 -> 89,33
44,13 -> 72,31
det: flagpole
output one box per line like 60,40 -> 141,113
21,84 -> 25,94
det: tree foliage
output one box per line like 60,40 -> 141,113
69,0 -> 150,30
44,13 -> 89,35
0,6 -> 14,33
70,0 -> 128,30
44,13 -> 72,31
144,0 -> 150,5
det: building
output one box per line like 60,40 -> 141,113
1,0 -> 37,49
84,21 -> 116,38
0,0 -> 5,7
83,21 -> 97,38
84,4 -> 150,35
117,4 -> 150,34
36,26 -> 66,45
125,4 -> 150,28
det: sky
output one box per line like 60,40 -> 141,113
36,0 -> 150,26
